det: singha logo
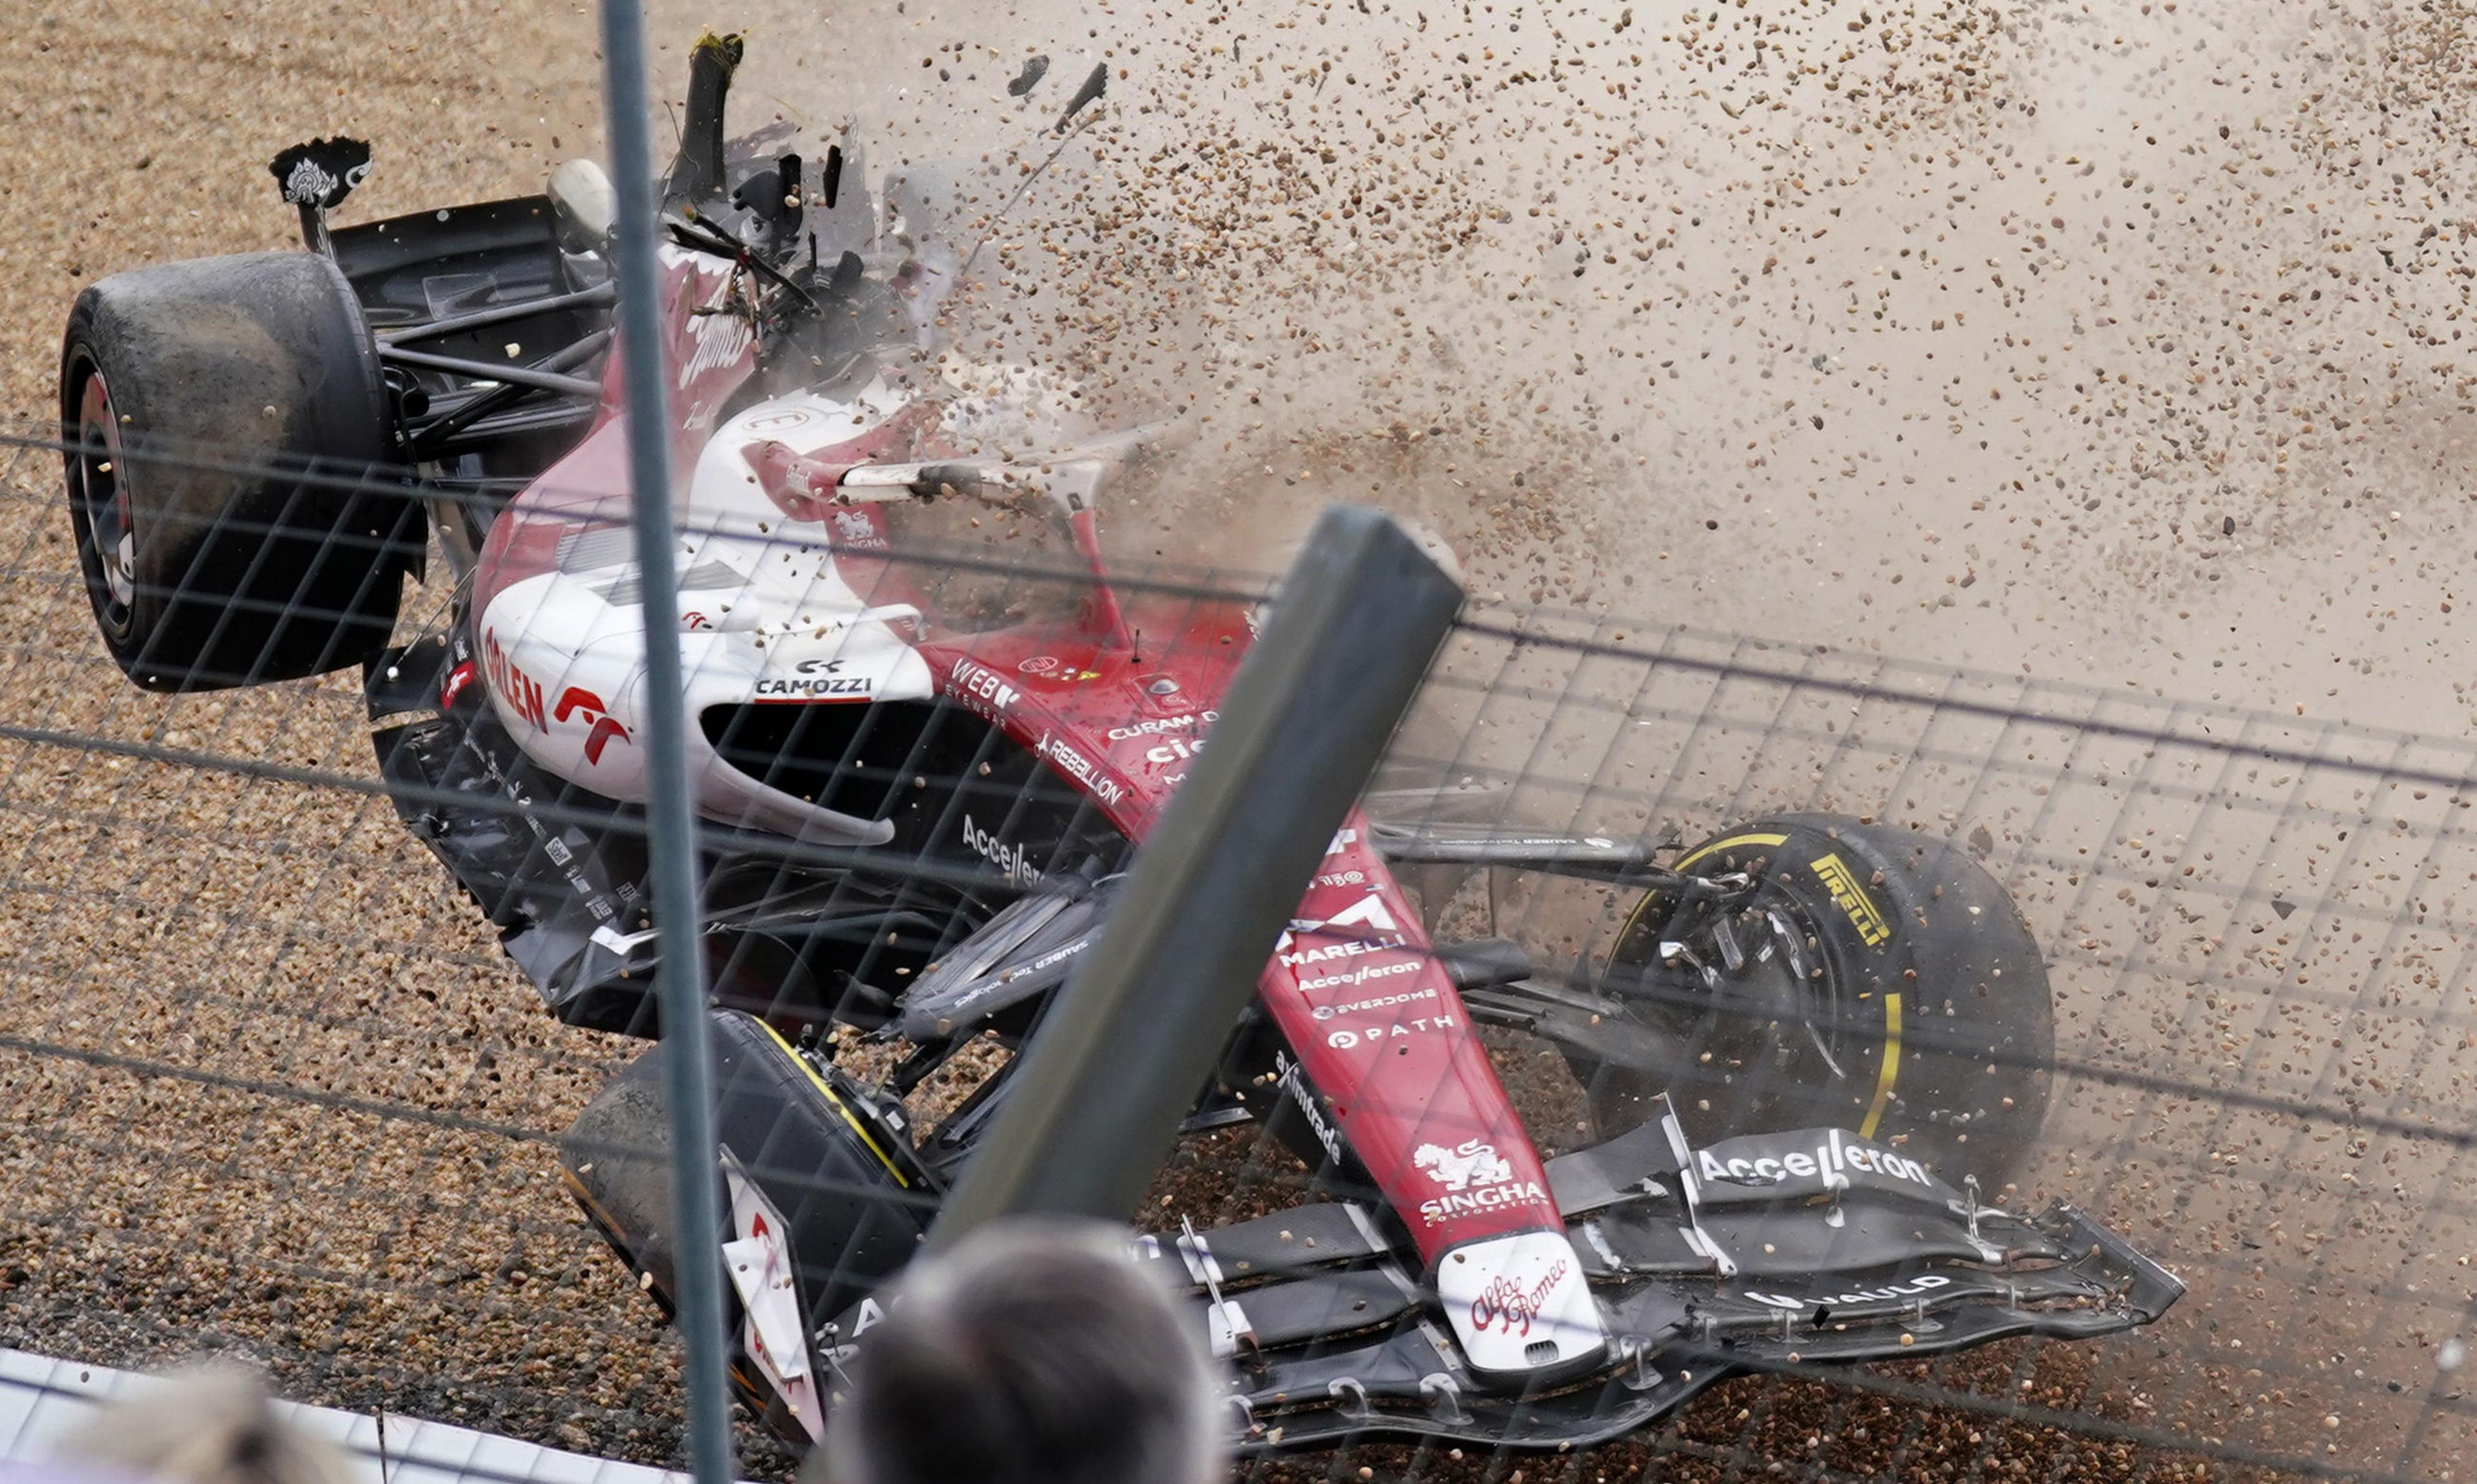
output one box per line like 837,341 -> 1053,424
1413,1139 -> 1512,1192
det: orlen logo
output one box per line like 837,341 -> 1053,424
483,630 -> 632,762
553,686 -> 633,765
482,628 -> 547,732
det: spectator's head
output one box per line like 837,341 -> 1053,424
56,1367 -> 351,1484
811,1217 -> 1224,1484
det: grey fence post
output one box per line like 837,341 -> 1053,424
596,6 -> 736,1483
930,504 -> 1464,1242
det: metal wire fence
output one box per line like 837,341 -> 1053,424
6,394 -> 2476,1484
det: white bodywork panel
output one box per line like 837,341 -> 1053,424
724,1154 -> 824,1441
1433,1229 -> 1608,1380
479,381 -> 942,845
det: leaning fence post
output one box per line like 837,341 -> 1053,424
596,5 -> 736,1483
929,504 -> 1464,1242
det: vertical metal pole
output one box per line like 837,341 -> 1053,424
597,6 -> 736,1483
930,504 -> 1463,1241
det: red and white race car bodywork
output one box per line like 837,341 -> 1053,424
466,246 -> 1602,1380
57,43 -> 2180,1447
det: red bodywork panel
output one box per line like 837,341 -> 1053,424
915,615 -> 1560,1271
475,250 -> 760,624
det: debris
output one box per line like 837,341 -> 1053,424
1057,61 -> 1108,132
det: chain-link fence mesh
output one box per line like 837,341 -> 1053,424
7,403 -> 2475,1483
8,0 -> 2477,1480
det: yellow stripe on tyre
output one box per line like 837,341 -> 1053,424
1674,831 -> 1789,871
758,1020 -> 911,1187
1858,991 -> 1902,1139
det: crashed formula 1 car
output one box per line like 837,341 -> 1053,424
55,35 -> 2178,1453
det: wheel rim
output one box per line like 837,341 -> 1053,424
71,365 -> 137,629
1618,884 -> 1863,1117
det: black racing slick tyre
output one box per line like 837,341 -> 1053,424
1578,815 -> 2053,1185
59,251 -> 413,691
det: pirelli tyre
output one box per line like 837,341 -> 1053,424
562,1010 -> 936,1445
1578,815 -> 2053,1185
59,251 -> 413,691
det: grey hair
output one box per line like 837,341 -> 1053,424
811,1217 -> 1226,1484
55,1367 -> 353,1484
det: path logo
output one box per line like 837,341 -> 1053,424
554,687 -> 633,765
1414,1138 -> 1513,1192
1809,852 -> 1891,946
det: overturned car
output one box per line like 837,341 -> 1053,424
56,34 -> 2177,1452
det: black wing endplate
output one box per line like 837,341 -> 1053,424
269,136 -> 372,212
269,137 -> 372,255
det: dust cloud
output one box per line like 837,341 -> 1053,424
6,0 -> 2477,1473
657,0 -> 2477,736
664,5 -> 2477,1468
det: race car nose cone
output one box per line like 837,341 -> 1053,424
1435,1230 -> 1608,1385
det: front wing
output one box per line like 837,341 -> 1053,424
1128,1129 -> 2181,1452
